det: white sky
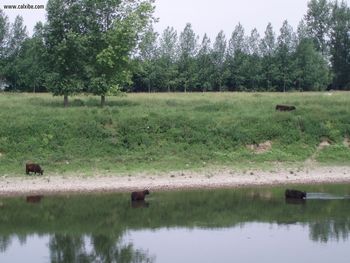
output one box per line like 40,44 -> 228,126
1,0 -> 349,40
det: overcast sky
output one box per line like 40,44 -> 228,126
2,0 -> 346,40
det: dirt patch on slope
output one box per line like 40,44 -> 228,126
305,138 -> 331,165
247,141 -> 272,154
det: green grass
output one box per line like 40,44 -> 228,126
0,92 -> 349,175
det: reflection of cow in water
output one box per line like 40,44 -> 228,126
285,198 -> 306,205
26,163 -> 44,175
26,195 -> 43,203
131,190 -> 150,201
285,189 -> 306,199
131,200 -> 149,208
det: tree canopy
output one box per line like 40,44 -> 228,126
0,0 -> 349,101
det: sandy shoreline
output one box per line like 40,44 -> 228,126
0,165 -> 350,197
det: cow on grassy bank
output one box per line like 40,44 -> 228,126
26,163 -> 44,175
26,195 -> 43,203
276,105 -> 296,111
131,190 -> 150,201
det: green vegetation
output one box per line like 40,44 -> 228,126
0,92 -> 349,175
1,0 -> 350,107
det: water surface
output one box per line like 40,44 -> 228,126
0,184 -> 349,262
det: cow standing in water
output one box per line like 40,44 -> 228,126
285,189 -> 306,199
26,163 -> 44,175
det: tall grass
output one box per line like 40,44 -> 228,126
0,92 -> 349,175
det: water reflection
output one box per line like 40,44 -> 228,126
49,234 -> 154,263
309,219 -> 350,243
0,185 -> 349,262
285,198 -> 306,205
124,224 -> 350,263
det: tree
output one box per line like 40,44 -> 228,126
196,33 -> 213,91
178,23 -> 198,92
246,28 -> 262,90
276,20 -> 296,92
296,20 -> 310,44
88,0 -> 156,105
212,30 -> 226,91
329,0 -> 350,89
45,0 -> 88,107
4,15 -> 28,90
294,38 -> 330,90
0,10 -> 9,88
133,25 -> 159,92
13,22 -> 47,92
260,23 -> 276,57
45,0 -> 155,106
225,23 -> 249,90
305,0 -> 331,56
158,26 -> 178,92
260,23 -> 278,90
0,10 -> 9,58
248,28 -> 261,56
227,23 -> 246,57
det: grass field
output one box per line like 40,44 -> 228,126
0,92 -> 349,176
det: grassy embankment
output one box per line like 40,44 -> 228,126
0,92 -> 349,176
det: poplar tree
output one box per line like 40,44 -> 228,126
276,20 -> 295,92
5,15 -> 28,90
225,23 -> 248,90
159,26 -> 178,92
305,0 -> 331,56
178,23 -> 198,92
212,30 -> 226,91
329,0 -> 350,89
260,23 -> 278,90
197,34 -> 213,91
0,10 -> 9,88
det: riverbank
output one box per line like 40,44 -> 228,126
1,165 -> 350,197
1,92 -> 350,175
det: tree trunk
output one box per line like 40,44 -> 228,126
64,95 -> 68,107
101,95 -> 105,107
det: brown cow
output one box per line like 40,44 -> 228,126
275,105 -> 296,111
26,163 -> 44,175
131,190 -> 150,201
26,195 -> 43,203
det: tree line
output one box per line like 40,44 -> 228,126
0,0 -> 349,106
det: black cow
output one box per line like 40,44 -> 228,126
285,189 -> 306,199
276,105 -> 296,111
131,190 -> 150,201
26,163 -> 44,175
